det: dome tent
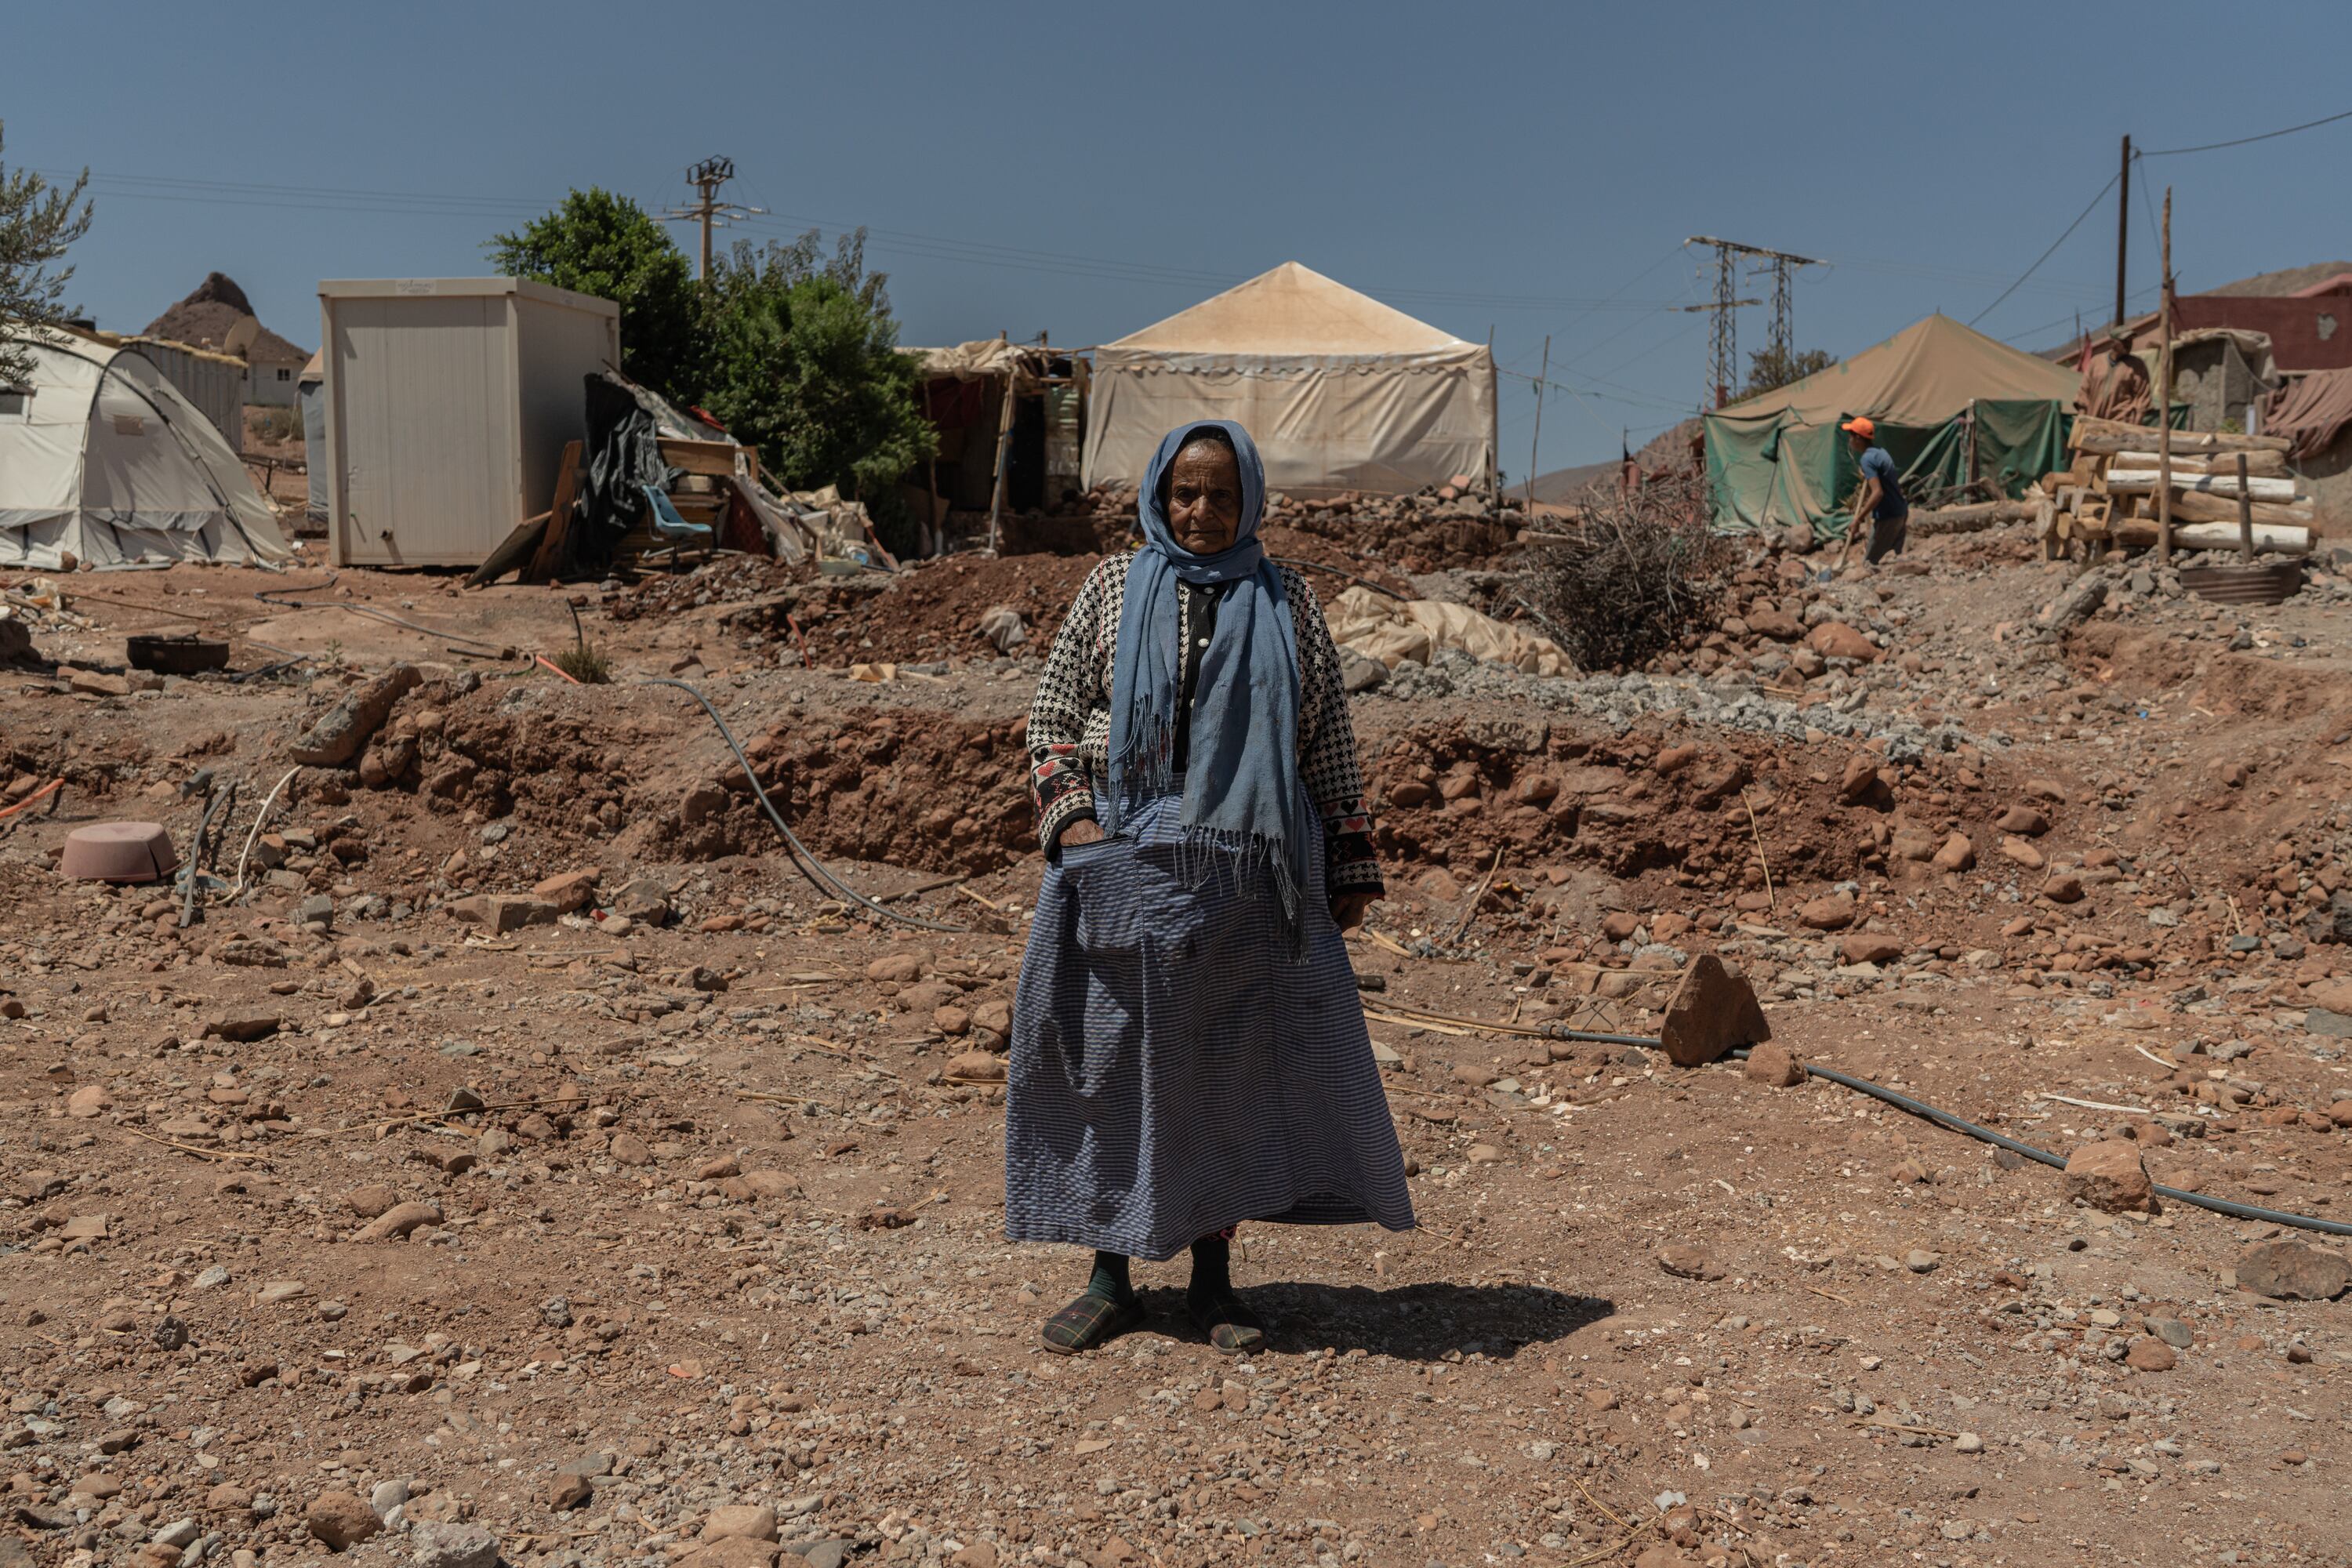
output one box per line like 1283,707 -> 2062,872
0,330 -> 289,569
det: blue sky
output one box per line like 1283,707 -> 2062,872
12,1 -> 2352,476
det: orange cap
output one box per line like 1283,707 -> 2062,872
1839,416 -> 1875,438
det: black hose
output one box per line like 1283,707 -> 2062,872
1717,1046 -> 2352,1240
638,677 -> 967,935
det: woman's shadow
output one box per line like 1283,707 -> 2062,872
1145,1279 -> 1613,1362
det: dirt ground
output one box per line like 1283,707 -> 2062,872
4,525 -> 2352,1568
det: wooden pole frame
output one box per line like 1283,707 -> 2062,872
2156,187 -> 2173,564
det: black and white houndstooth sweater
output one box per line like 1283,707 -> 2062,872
1025,553 -> 1382,895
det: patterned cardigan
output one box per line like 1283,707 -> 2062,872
1027,553 -> 1382,896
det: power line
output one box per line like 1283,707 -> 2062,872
2141,106 -> 2352,157
1965,169 -> 2121,328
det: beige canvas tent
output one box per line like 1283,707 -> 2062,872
0,331 -> 289,570
1083,262 -> 1497,496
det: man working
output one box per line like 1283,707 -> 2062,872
1833,416 -> 1907,571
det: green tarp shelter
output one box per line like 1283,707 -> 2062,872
1704,314 -> 2080,539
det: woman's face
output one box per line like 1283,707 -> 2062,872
1166,439 -> 1243,555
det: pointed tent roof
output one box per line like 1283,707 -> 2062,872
1105,261 -> 1472,358
1715,313 -> 2078,429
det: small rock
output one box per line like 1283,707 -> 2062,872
946,1050 -> 1006,1082
1656,953 -> 1771,1066
342,1183 -> 400,1219
607,1132 -> 653,1167
412,1522 -> 499,1568
1796,891 -> 1855,931
307,1491 -> 383,1552
370,1479 -> 410,1520
1904,1249 -> 1939,1273
1836,934 -> 1902,966
1657,1244 -> 1726,1282
1954,1432 -> 1984,1454
702,1504 -> 779,1543
2235,1240 -> 2352,1301
1806,622 -> 1879,662
354,1200 -> 441,1243
2043,870 -> 2085,904
2125,1338 -> 2176,1372
1742,1042 -> 1803,1087
2063,1140 -> 2153,1213
1930,833 -> 1976,873
546,1472 -> 594,1512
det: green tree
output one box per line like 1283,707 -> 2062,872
700,229 -> 932,539
1740,345 -> 1834,398
0,122 -> 94,387
489,188 -> 701,401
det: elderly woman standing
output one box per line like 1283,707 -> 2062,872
1007,419 -> 1414,1356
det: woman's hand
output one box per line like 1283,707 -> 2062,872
1330,891 -> 1377,932
1057,818 -> 1105,851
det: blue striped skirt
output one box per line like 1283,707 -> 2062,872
1005,789 -> 1415,1261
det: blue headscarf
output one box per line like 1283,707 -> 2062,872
1104,419 -> 1312,960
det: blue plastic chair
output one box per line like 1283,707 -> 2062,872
641,482 -> 715,567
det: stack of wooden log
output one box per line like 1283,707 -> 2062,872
2036,415 -> 2315,561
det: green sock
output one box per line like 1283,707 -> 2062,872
1188,1234 -> 1231,1299
1087,1250 -> 1133,1303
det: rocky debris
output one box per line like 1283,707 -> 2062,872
2125,1337 -> 2176,1371
2038,570 -> 2110,637
447,894 -> 558,934
703,1504 -> 780,1543
1742,1041 -> 1803,1087
1656,1243 -> 1726,1281
2062,1140 -> 2154,1214
354,1200 -> 442,1242
1806,622 -> 1879,663
289,664 -> 421,766
608,876 -> 673,924
307,1490 -> 383,1551
202,1012 -> 284,1043
546,1472 -> 594,1512
1656,953 -> 1770,1066
532,867 -> 602,913
412,1523 -> 499,1568
2235,1240 -> 2352,1301
1796,891 -> 1855,931
946,1050 -> 1006,1083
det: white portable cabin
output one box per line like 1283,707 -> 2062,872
0,331 -> 288,570
317,278 -> 621,566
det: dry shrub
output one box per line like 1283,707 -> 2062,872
1519,469 -> 1733,672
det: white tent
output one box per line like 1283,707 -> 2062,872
0,331 -> 289,570
1083,262 -> 1497,497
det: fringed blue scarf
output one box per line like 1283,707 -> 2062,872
1103,419 -> 1312,961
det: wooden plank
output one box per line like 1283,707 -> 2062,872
464,513 -> 549,588
2113,519 -> 2309,554
658,437 -> 743,479
526,441 -> 585,584
2070,413 -> 2290,456
2164,489 -> 2314,528
2113,448 -> 2288,477
2104,470 -> 2300,501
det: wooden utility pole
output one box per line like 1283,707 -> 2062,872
662,157 -> 757,286
2114,135 -> 2132,327
1525,335 -> 1549,510
2156,186 -> 2174,563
